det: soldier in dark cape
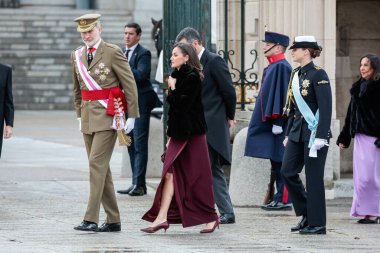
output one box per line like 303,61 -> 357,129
245,31 -> 292,210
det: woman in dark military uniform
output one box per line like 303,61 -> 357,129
281,36 -> 332,235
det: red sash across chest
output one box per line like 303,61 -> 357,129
81,87 -> 127,116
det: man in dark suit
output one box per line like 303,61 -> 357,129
176,27 -> 237,224
0,64 -> 14,158
117,22 -> 161,197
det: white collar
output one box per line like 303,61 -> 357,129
126,43 -> 138,52
198,47 -> 205,60
89,39 -> 102,50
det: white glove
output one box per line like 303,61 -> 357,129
77,118 -> 81,131
313,138 -> 328,150
309,138 -> 328,158
124,118 -> 135,134
272,125 -> 283,135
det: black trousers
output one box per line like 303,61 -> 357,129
208,145 -> 234,215
281,140 -> 328,227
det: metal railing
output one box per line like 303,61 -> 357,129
218,0 -> 259,110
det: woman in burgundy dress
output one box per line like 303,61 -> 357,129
141,42 -> 219,233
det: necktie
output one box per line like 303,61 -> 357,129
87,47 -> 96,66
125,49 -> 131,61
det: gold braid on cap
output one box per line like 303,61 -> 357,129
283,68 -> 299,116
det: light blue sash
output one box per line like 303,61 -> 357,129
291,71 -> 319,148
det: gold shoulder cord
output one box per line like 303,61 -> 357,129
113,97 -> 132,146
283,70 -> 297,116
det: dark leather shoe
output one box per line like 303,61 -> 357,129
128,185 -> 145,196
219,213 -> 235,224
261,201 -> 292,211
74,220 -> 98,231
299,226 -> 326,235
291,216 -> 308,232
117,185 -> 134,194
96,222 -> 121,232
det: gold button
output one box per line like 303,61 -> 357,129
88,71 -> 91,74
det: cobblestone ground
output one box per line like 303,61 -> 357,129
0,111 -> 379,252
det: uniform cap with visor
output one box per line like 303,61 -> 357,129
74,13 -> 101,33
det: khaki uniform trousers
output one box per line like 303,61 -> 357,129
83,130 -> 120,224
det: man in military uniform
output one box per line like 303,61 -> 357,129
245,31 -> 292,211
71,14 -> 139,232
281,36 -> 332,235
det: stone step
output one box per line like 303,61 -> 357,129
0,8 -> 131,16
16,103 -> 72,110
0,8 -> 160,110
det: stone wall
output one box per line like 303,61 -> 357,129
336,0 -> 380,173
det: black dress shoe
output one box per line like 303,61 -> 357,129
219,213 -> 235,224
261,201 -> 292,211
117,185 -> 135,194
299,226 -> 326,235
74,220 -> 98,231
96,222 -> 121,232
128,185 -> 145,196
291,216 -> 308,232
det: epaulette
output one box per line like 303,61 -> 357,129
314,65 -> 322,70
104,42 -> 119,50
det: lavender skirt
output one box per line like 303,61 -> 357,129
351,134 -> 380,217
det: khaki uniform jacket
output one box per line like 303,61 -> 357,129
71,40 -> 139,134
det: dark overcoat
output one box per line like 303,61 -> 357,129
0,64 -> 14,158
200,50 -> 236,164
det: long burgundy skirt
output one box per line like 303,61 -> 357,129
142,134 -> 218,227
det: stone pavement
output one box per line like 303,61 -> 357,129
0,111 -> 379,253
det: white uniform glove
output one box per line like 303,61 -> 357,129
77,118 -> 81,131
313,138 -> 328,150
124,118 -> 135,134
272,125 -> 283,135
309,138 -> 328,157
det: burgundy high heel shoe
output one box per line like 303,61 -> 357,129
200,219 -> 220,233
140,221 -> 170,233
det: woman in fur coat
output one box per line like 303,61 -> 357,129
337,54 -> 380,224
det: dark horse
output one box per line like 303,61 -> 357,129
151,18 -> 162,58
